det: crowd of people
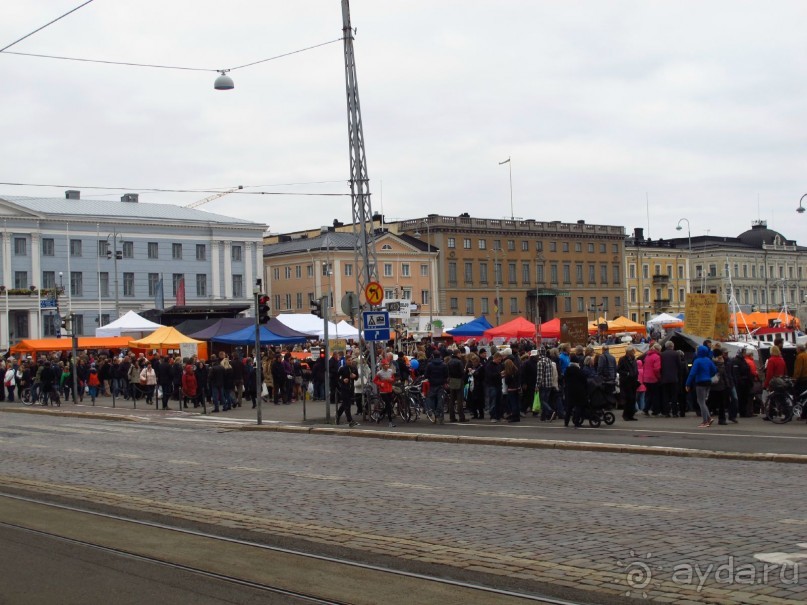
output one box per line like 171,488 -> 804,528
5,335 -> 806,427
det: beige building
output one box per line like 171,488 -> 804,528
624,228 -> 690,323
263,229 -> 436,323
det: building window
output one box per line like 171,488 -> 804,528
630,288 -> 637,303
420,264 -> 428,277
577,297 -> 585,312
401,288 -> 412,300
563,264 -> 571,284
479,239 -> 487,250
575,242 -> 582,252
43,314 -> 59,337
493,239 -> 502,251
70,239 -> 82,257
613,244 -> 619,254
273,294 -> 281,310
98,240 -> 109,257
562,242 -> 569,253
679,288 -> 685,302
508,262 -> 517,284
70,271 -> 82,296
549,241 -> 557,252
196,244 -> 206,260
600,264 -> 608,285
99,272 -> 109,297
588,243 -> 594,253
522,263 -> 530,285
401,263 -> 411,277
536,264 -> 544,283
148,242 -> 159,259
495,262 -> 503,285
612,264 -> 620,285
550,264 -> 558,284
536,241 -> 543,252
600,243 -> 606,253
576,264 -> 584,284
14,237 -> 26,256
643,288 -> 650,303
643,264 -> 649,279
344,263 -> 353,277
385,289 -> 395,299
507,240 -> 515,251
464,262 -> 473,283
148,273 -> 159,297
42,238 -> 55,256
629,264 -> 636,279
172,243 -> 183,260
463,238 -> 471,249
447,238 -> 456,249
448,262 -> 457,285
383,263 -> 393,277
564,297 -> 571,313
123,273 -> 134,296
589,264 -> 596,284
614,296 -> 621,309
295,265 -> 302,279
296,292 -> 303,309
196,274 -> 207,297
450,297 -> 458,311
285,294 -> 292,309
170,273 -> 183,297
273,267 -> 280,280
232,274 -> 243,298
14,271 -> 27,289
421,290 -> 430,305
510,297 -> 518,313
232,245 -> 242,262
72,314 -> 84,336
42,271 -> 55,289
522,241 -> 529,251
479,263 -> 488,284
285,267 -> 292,279
465,298 -> 474,315
678,265 -> 684,279
481,297 -> 489,314
122,241 -> 134,258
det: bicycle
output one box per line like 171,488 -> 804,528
766,377 -> 794,424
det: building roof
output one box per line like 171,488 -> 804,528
736,221 -> 789,248
263,229 -> 435,257
0,195 -> 264,227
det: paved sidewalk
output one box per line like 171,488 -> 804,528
2,395 -> 806,462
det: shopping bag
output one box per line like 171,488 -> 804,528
261,383 -> 269,398
532,390 -> 541,413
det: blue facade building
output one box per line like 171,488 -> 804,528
0,191 -> 266,348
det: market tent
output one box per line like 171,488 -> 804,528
129,326 -> 202,347
731,311 -> 800,330
538,318 -> 561,339
95,310 -> 161,337
647,313 -> 684,329
267,317 -> 312,340
274,313 -> 338,338
609,316 -> 647,334
333,320 -> 360,339
189,317 -> 254,340
211,325 -> 307,345
174,318 -> 218,336
445,316 -> 494,337
10,336 -> 132,354
483,317 -> 537,339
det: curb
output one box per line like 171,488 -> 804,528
1,408 -> 139,422
240,424 -> 807,464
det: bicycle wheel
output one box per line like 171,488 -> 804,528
424,405 -> 436,423
603,411 -> 615,425
768,394 -> 793,424
22,388 -> 33,406
588,416 -> 602,428
395,394 -> 411,423
792,402 -> 803,419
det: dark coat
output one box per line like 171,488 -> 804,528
660,348 -> 682,384
564,363 -> 588,406
157,360 -> 173,386
617,355 -> 639,391
520,357 -> 538,393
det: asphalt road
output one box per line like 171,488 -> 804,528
0,413 -> 804,604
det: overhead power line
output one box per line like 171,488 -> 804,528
0,181 -> 350,197
0,0 -> 96,53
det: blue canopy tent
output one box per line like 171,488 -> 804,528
211,325 -> 308,346
445,315 -> 494,337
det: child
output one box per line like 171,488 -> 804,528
87,367 -> 100,404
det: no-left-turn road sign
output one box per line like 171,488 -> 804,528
365,281 -> 383,306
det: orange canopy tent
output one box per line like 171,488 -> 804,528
483,317 -> 537,339
730,311 -> 800,330
588,316 -> 647,335
10,336 -> 132,354
129,326 -> 208,358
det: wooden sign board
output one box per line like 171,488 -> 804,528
684,293 -> 718,338
560,316 -> 589,347
713,302 -> 730,340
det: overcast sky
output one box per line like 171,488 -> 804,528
2,1 -> 807,241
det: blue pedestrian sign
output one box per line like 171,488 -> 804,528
362,311 -> 390,341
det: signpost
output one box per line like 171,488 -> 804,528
362,310 -> 390,341
365,281 -> 383,306
384,298 -> 411,319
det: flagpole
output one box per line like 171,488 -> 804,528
96,223 -> 102,326
66,223 -> 72,315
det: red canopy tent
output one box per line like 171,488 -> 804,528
483,317 -> 537,339
538,318 -> 561,339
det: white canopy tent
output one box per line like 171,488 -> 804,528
95,310 -> 162,337
647,313 -> 683,328
274,313 -> 339,339
333,320 -> 360,339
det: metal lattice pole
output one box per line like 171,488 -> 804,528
342,0 -> 378,372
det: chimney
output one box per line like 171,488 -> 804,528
634,227 -> 644,242
65,190 -> 80,200
121,193 -> 139,203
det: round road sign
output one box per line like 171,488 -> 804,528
365,281 -> 383,305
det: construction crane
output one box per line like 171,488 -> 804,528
184,185 -> 243,209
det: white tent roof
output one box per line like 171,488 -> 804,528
647,312 -> 683,327
95,310 -> 162,337
333,320 -> 360,339
274,314 -> 339,339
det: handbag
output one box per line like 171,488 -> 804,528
261,383 -> 269,398
532,390 -> 542,413
711,374 -> 720,385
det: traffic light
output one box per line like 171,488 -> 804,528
60,315 -> 71,332
310,297 -> 323,319
259,295 -> 270,323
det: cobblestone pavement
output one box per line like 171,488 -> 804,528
0,415 -> 804,604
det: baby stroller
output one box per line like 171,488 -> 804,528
573,375 -> 616,428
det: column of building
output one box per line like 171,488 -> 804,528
210,240 -> 220,299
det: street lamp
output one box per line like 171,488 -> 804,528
499,157 -> 514,220
106,230 -> 122,319
676,218 -> 692,292
798,194 -> 806,214
253,279 -> 263,425
414,219 -> 434,339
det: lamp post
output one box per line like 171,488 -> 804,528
676,218 -> 692,292
798,194 -> 806,214
499,157 -> 514,220
484,246 -> 502,325
106,230 -> 122,319
253,279 -> 263,425
414,219 -> 434,339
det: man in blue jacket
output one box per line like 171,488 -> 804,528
685,345 -> 717,428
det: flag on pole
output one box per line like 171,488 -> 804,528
155,277 -> 164,311
176,276 -> 186,306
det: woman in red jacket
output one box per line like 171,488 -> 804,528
763,346 -> 787,421
181,363 -> 198,409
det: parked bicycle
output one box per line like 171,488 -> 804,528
766,377 -> 795,424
